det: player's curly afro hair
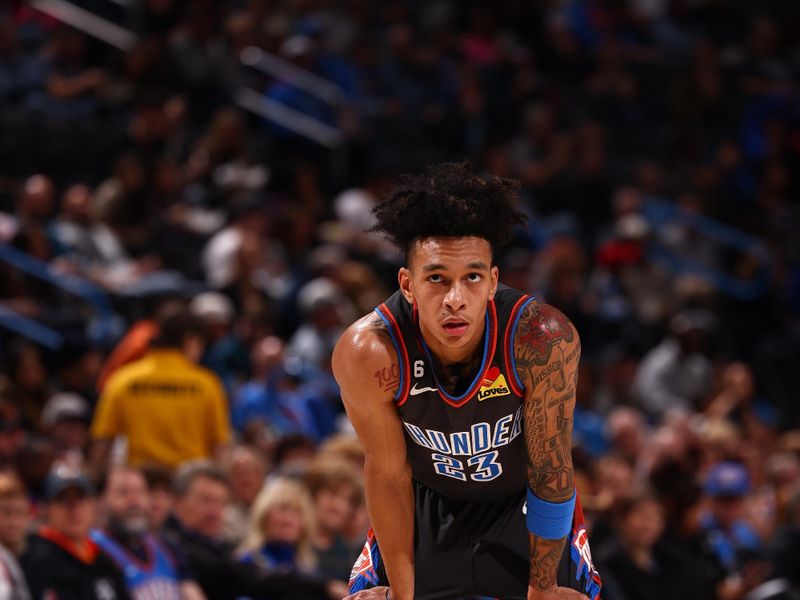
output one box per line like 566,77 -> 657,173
371,161 -> 527,260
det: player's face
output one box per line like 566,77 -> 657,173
400,236 -> 498,362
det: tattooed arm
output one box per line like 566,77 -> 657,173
333,313 -> 414,600
514,301 -> 587,600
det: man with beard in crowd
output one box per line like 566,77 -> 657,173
91,464 -> 206,600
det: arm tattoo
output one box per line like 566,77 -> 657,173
514,301 -> 579,499
529,535 -> 563,591
514,302 -> 581,590
366,314 -> 400,395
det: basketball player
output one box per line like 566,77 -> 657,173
333,163 -> 602,600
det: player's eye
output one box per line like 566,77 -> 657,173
466,273 -> 482,282
428,274 -> 444,283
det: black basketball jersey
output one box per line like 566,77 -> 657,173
375,284 -> 536,501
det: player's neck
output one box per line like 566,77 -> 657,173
426,322 -> 485,396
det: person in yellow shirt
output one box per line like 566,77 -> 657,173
89,311 -> 232,476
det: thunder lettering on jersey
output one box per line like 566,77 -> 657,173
90,530 -> 181,600
375,284 -> 534,501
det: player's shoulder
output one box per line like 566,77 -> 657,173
332,311 -> 397,381
512,300 -> 580,356
334,312 -> 395,363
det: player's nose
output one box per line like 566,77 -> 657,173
444,282 -> 466,311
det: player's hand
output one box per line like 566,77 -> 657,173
528,585 -> 590,600
343,586 -> 390,600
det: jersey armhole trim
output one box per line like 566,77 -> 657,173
505,296 -> 535,396
374,305 -> 410,405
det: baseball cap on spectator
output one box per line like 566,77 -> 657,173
43,467 -> 95,501
704,462 -> 750,498
190,292 -> 235,324
280,35 -> 315,59
670,308 -> 717,336
41,392 -> 90,428
296,277 -> 344,315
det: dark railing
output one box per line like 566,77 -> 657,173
641,197 -> 772,301
31,0 -> 346,148
0,243 -> 116,348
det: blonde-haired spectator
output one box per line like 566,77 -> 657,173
239,477 -> 317,571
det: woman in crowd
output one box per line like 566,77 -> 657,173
238,476 -> 318,572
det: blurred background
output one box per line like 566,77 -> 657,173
0,1 -> 799,599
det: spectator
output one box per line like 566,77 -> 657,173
595,488 -> 680,600
89,311 -> 231,475
50,183 -> 157,293
232,335 -> 298,440
238,477 -> 347,598
632,310 -> 716,419
161,461 -> 335,600
605,407 -> 647,465
238,477 -> 317,570
0,405 -> 26,472
23,27 -> 106,119
141,466 -> 175,532
190,291 -> 250,394
13,436 -> 55,508
40,392 -> 91,470
54,341 -> 102,408
21,468 -> 130,600
316,434 -> 364,472
91,464 -> 206,600
1,174 -> 55,245
769,483 -> 800,591
302,459 -> 363,581
287,277 -> 351,371
271,434 -> 317,477
95,297 -> 185,393
699,462 -> 766,599
705,362 -> 778,452
222,444 -> 267,545
0,473 -> 31,600
200,196 -> 253,289
1,341 -> 52,432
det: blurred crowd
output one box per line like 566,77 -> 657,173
0,0 -> 799,599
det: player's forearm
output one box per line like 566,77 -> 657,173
364,459 -> 415,600
528,533 -> 567,596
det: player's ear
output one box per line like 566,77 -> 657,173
489,266 -> 499,300
399,267 -> 414,304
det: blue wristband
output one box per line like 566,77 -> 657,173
526,488 -> 576,540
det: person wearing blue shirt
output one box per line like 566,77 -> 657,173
91,464 -> 206,600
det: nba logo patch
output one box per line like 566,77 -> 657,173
349,528 -> 383,592
570,525 -> 602,600
478,367 -> 510,401
351,540 -> 373,579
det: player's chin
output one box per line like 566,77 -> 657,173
438,329 -> 473,346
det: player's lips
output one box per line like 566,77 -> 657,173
441,318 -> 469,336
